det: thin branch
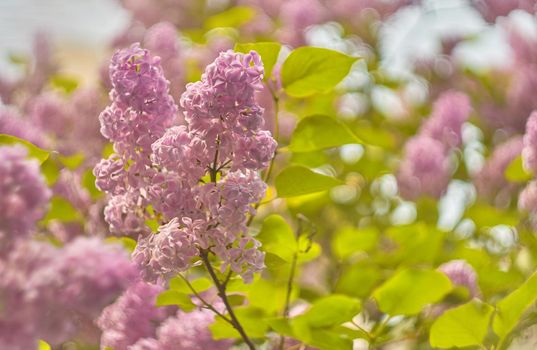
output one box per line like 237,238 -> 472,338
177,273 -> 232,324
200,249 -> 257,350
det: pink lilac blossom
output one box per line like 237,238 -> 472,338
98,281 -> 172,350
421,91 -> 471,148
95,43 -> 177,236
154,309 -> 232,350
0,107 -> 47,147
97,47 -> 276,283
0,145 -> 51,253
519,181 -> 537,231
438,260 -> 480,298
522,111 -> 537,173
0,238 -> 136,349
474,136 -> 523,201
472,0 -> 536,23
397,136 -> 451,200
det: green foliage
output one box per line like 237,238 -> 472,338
275,166 -> 342,197
373,269 -> 452,316
58,153 -> 85,170
430,300 -> 494,348
205,6 -> 255,29
332,226 -> 379,260
289,115 -> 361,152
38,340 -> 51,350
234,42 -> 281,80
281,47 -> 358,97
256,214 -> 296,262
493,270 -> 537,341
42,196 -> 82,224
505,155 -> 533,182
210,307 -> 268,339
0,134 -> 50,164
295,295 -> 361,328
50,74 -> 79,94
156,290 -> 196,311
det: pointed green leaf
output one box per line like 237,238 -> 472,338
430,300 -> 494,348
275,166 -> 342,198
256,214 -> 296,262
493,270 -> 537,340
373,269 -> 452,316
282,47 -> 358,97
289,115 -> 360,152
0,134 -> 49,164
156,290 -> 196,311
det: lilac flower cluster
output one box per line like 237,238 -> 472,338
95,45 -> 276,283
397,91 -> 471,200
99,281 -> 231,350
0,238 -> 137,349
98,281 -> 171,350
0,145 -> 51,253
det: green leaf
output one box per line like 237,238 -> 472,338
58,153 -> 85,170
234,42 -> 281,80
493,270 -> 537,340
466,203 -> 519,227
82,169 -> 102,199
275,166 -> 342,198
256,214 -> 296,262
42,196 -> 81,223
169,276 -> 212,294
430,300 -> 494,348
373,269 -> 452,316
297,295 -> 361,328
281,47 -> 358,97
505,155 -> 532,182
0,134 -> 49,164
210,307 -> 268,339
50,74 -> 79,94
145,218 -> 160,233
336,264 -> 382,298
205,6 -> 255,29
38,340 -> 51,350
41,156 -> 60,185
289,115 -> 360,152
155,290 -> 196,311
332,227 -> 379,260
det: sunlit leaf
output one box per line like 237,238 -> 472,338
373,269 -> 452,316
155,290 -> 196,311
205,6 -> 255,29
282,47 -> 358,97
289,115 -> 360,152
0,134 -> 49,164
275,166 -> 342,198
493,270 -> 537,340
430,300 -> 494,348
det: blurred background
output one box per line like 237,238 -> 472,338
0,0 -> 528,84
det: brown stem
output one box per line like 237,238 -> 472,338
177,273 -> 232,324
200,250 -> 256,350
